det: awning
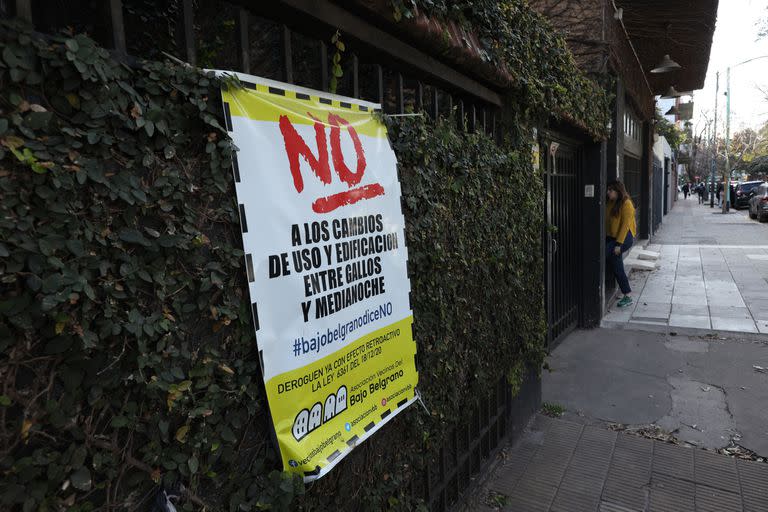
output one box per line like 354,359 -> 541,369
615,0 -> 719,95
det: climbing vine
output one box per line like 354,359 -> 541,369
0,20 -> 302,511
393,0 -> 612,139
329,30 -> 346,94
0,15 -> 546,511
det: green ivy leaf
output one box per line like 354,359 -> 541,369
70,466 -> 92,491
118,228 -> 151,246
65,39 -> 79,53
175,425 -> 189,443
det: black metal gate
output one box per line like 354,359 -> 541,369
652,158 -> 663,233
544,137 -> 583,346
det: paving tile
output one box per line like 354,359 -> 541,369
490,443 -> 539,494
638,294 -> 673,304
694,449 -> 740,494
671,294 -> 709,306
550,485 -> 602,512
631,302 -> 671,322
711,317 -> 758,333
695,485 -> 743,512
604,309 -> 634,323
671,303 -> 710,316
615,434 -> 654,454
648,475 -> 695,512
755,319 -> 768,334
545,419 -> 584,444
738,459 -> 768,512
598,501 -> 644,512
652,442 -> 694,480
704,281 -> 740,290
668,314 -> 711,329
507,477 -> 558,512
748,306 -> 768,319
601,442 -> 652,511
706,306 -> 752,320
741,291 -> 768,300
708,300 -> 748,310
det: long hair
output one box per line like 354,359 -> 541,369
607,180 -> 632,217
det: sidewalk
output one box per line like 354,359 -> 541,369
468,197 -> 768,512
542,328 -> 768,456
604,196 -> 768,335
476,415 -> 768,512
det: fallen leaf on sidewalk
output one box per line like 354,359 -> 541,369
718,442 -> 766,463
754,365 -> 767,373
700,386 -> 711,392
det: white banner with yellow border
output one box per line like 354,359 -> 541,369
217,72 -> 418,481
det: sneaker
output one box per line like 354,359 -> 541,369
617,296 -> 633,308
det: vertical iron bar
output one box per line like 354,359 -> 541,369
282,25 -> 293,84
431,87 -> 439,120
416,81 -> 423,111
15,0 -> 31,22
376,64 -> 384,106
352,54 -> 359,98
237,8 -> 250,74
440,445 -> 447,512
108,0 -> 126,54
182,0 -> 196,66
320,40 -> 328,92
470,104 -> 477,132
457,99 -> 465,131
396,73 -> 404,114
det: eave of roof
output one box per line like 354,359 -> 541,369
615,0 -> 719,94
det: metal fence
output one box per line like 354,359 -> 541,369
1,0 -> 502,136
0,2 -> 541,511
545,139 -> 583,347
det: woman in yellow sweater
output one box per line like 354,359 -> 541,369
606,180 -> 637,308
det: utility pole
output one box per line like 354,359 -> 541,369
711,72 -> 718,208
723,67 -> 732,212
719,56 -> 768,212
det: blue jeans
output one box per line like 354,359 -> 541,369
606,232 -> 634,294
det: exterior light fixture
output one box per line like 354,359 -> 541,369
651,54 -> 682,73
664,105 -> 679,116
651,25 -> 682,74
661,86 -> 681,98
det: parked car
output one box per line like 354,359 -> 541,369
748,182 -> 768,222
734,181 -> 763,209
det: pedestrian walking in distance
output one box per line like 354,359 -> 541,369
606,180 -> 637,308
682,182 -> 689,199
697,182 -> 706,204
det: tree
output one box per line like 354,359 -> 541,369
746,155 -> 768,180
654,108 -> 685,149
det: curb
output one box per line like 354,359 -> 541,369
600,319 -> 768,341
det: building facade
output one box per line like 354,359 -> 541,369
531,0 -> 718,335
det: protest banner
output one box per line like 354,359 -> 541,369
219,73 -> 418,481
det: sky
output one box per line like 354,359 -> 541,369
689,0 -> 768,136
